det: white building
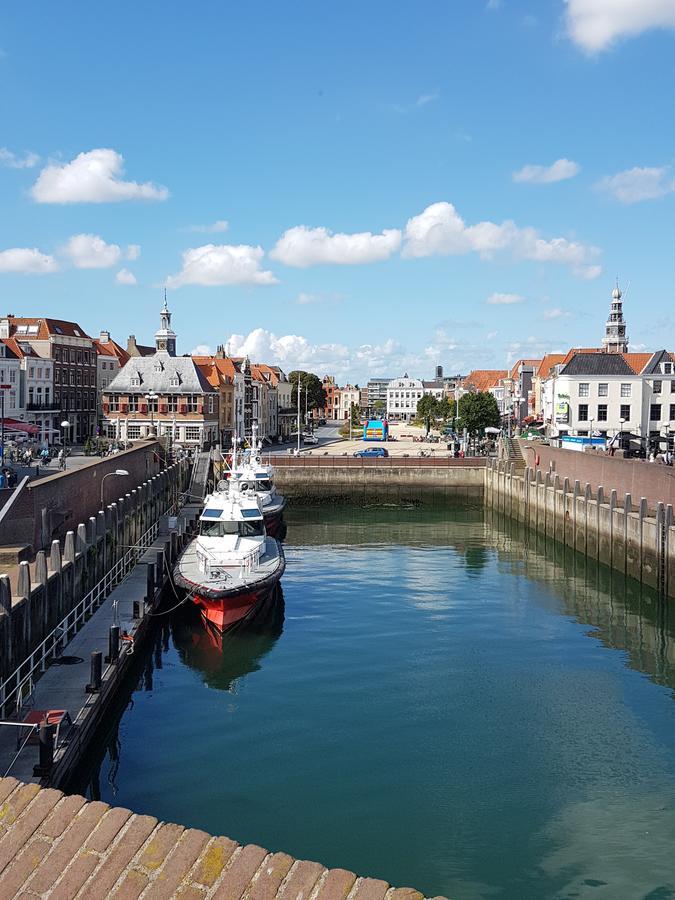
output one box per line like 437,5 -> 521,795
0,340 -> 23,432
340,385 -> 360,420
386,375 -> 424,422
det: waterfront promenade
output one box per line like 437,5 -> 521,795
0,776 -> 432,900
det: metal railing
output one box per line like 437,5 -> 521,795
264,454 -> 488,468
0,502 -> 175,719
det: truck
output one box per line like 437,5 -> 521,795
363,419 -> 389,442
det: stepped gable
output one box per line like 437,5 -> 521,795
0,777 -> 436,900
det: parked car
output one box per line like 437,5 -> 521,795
303,433 -> 318,445
318,418 -> 327,426
353,447 -> 388,458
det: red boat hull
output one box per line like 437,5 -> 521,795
264,510 -> 285,539
194,589 -> 267,631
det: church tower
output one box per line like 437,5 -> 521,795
155,291 -> 177,356
602,283 -> 628,354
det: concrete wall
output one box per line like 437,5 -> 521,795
526,441 -> 675,512
486,458 -> 675,598
275,462 -> 486,504
0,458 -> 190,698
0,441 -> 166,552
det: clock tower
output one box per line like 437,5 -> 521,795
155,291 -> 177,356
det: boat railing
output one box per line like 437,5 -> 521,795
196,543 -> 261,579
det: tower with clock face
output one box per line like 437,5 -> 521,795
155,292 -> 177,356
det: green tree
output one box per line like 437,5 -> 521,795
416,394 -> 440,422
437,396 -> 456,422
288,371 -> 327,414
373,399 -> 385,415
457,392 -> 501,437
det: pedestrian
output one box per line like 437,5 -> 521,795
6,468 -> 16,488
0,470 -> 6,489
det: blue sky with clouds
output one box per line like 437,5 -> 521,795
2,0 -> 675,382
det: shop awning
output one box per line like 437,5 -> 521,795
1,418 -> 41,435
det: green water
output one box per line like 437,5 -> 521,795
70,505 -> 675,899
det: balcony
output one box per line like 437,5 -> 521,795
26,402 -> 61,411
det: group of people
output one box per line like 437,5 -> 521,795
0,467 -> 18,489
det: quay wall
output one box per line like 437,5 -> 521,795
0,440 -> 166,553
273,459 -> 486,503
486,458 -> 675,598
0,458 -> 190,693
523,440 -> 675,512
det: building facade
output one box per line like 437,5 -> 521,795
94,331 -> 130,424
386,376 -> 424,422
102,301 -> 219,448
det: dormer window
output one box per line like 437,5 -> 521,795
663,363 -> 672,374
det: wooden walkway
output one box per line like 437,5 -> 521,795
0,777 -> 437,900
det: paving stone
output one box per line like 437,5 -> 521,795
0,781 -> 41,833
351,877 -> 391,900
38,792 -> 87,838
0,836 -> 52,897
212,844 -> 268,900
246,851 -> 295,900
142,827 -> 211,900
136,820 -> 184,872
316,868 -> 358,900
387,889 -> 424,900
192,835 -> 239,887
110,867 -> 151,899
49,850 -> 103,900
26,799 -> 112,893
277,859 -> 326,900
80,813 -> 159,900
84,804 -> 132,852
0,777 -> 18,805
175,886 -> 207,900
0,786 -> 60,874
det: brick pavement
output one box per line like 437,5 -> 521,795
0,777 -> 442,899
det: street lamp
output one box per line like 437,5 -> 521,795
144,391 -> 158,437
100,469 -> 129,510
589,417 -> 594,447
60,420 -> 71,456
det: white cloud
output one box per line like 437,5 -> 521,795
512,158 -> 581,184
166,243 -> 277,288
416,92 -> 439,106
296,292 -> 317,305
191,343 -> 213,356
187,220 -> 229,234
565,0 -> 675,52
402,201 -> 601,278
270,224 -> 401,267
487,292 -> 524,305
486,330 -> 499,340
542,307 -> 571,319
596,165 -> 675,203
0,147 -> 39,169
115,268 -> 137,286
295,291 -> 343,306
61,234 -> 140,269
31,148 -> 169,203
0,247 -> 58,274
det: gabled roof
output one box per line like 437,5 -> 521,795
535,354 -> 566,379
623,352 -> 653,374
509,358 -> 541,380
561,352 -> 634,376
192,356 -> 237,382
640,350 -> 675,375
464,369 -> 508,392
4,316 -> 91,340
561,347 -> 603,365
94,337 -> 130,366
1,338 -> 31,360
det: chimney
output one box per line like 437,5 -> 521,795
0,317 -> 10,340
436,365 -> 443,380
99,330 -> 110,343
127,335 -> 138,355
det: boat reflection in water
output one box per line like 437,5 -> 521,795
171,584 -> 285,692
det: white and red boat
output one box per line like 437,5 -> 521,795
173,487 -> 285,632
224,426 -> 286,539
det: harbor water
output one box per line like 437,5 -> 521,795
69,505 -> 675,899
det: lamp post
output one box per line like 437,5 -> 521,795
589,417 -> 594,447
296,379 -> 301,456
100,469 -> 129,510
144,391 -> 158,437
60,420 -> 70,457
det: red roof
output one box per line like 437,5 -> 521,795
94,338 -> 130,366
5,316 -> 91,340
535,353 -> 566,379
464,369 -> 508,392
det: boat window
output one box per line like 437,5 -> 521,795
255,479 -> 272,492
200,521 -> 222,537
239,520 -> 264,537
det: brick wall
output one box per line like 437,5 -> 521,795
523,441 -> 675,510
0,441 -> 166,551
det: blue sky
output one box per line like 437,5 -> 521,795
2,0 -> 675,382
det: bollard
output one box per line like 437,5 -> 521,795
106,625 -> 120,663
33,723 -> 55,777
86,651 -> 103,693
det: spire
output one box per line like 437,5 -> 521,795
155,291 -> 177,356
602,281 -> 628,354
